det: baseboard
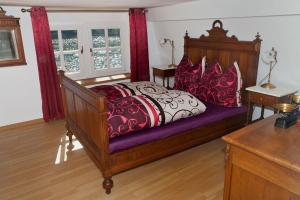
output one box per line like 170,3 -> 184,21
0,118 -> 44,132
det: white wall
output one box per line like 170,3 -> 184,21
0,6 -> 43,127
147,0 -> 300,119
148,0 -> 300,21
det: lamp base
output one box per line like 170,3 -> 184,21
168,64 -> 177,68
260,82 -> 276,89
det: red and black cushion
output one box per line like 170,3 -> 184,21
208,62 -> 242,107
188,62 -> 222,102
174,55 -> 205,92
188,62 -> 242,107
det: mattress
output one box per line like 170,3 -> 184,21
109,103 -> 247,153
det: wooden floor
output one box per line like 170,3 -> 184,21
0,120 -> 226,200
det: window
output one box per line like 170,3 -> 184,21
62,30 -> 80,73
51,30 -> 80,73
51,25 -> 127,80
107,28 -> 122,69
91,28 -> 122,70
91,29 -> 106,70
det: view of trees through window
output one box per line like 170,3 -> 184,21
51,28 -> 122,76
91,28 -> 122,70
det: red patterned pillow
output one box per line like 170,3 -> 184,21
208,62 -> 242,107
174,55 -> 206,91
188,62 -> 242,107
175,54 -> 193,73
188,62 -> 222,102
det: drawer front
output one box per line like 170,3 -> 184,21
249,92 -> 277,107
230,146 -> 300,197
153,68 -> 175,77
163,69 -> 175,77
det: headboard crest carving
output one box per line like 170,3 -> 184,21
198,19 -> 239,42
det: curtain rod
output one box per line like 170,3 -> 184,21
21,8 -> 148,13
21,8 -> 130,13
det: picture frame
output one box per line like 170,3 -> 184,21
0,7 -> 26,67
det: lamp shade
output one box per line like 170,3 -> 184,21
262,47 -> 277,64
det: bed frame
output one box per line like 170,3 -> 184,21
59,20 -> 261,194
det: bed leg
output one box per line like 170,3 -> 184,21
67,131 -> 74,149
103,177 -> 113,194
66,130 -> 73,142
65,123 -> 74,150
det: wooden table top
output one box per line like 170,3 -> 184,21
223,115 -> 300,173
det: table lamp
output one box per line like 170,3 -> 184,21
260,47 -> 277,89
160,38 -> 176,68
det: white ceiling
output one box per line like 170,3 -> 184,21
1,0 -> 196,9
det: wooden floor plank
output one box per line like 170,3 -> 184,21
0,120 -> 225,200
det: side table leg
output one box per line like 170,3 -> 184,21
247,102 -> 254,125
259,105 -> 265,120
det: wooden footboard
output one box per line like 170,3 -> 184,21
59,71 -> 113,193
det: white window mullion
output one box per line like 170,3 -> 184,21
57,29 -> 65,71
82,27 -> 92,78
77,26 -> 86,78
105,28 -> 110,70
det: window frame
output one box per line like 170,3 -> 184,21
51,25 -> 85,80
50,22 -> 128,80
88,26 -> 126,77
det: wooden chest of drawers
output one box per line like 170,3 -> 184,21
223,115 -> 300,200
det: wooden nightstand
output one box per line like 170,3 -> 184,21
152,66 -> 176,89
246,86 -> 297,124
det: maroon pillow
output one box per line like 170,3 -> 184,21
188,62 -> 222,102
208,62 -> 242,107
174,55 -> 205,91
188,62 -> 242,107
175,55 -> 193,73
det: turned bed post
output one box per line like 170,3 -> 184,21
95,95 -> 114,194
58,70 -> 73,146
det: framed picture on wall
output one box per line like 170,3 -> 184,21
0,7 -> 26,67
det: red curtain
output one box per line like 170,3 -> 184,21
129,8 -> 150,82
31,7 -> 64,121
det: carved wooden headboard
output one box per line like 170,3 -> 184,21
184,20 -> 262,103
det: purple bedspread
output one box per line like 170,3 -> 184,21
109,103 -> 247,153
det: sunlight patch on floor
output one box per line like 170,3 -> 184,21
55,135 -> 83,165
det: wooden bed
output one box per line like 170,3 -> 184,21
59,20 -> 261,194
